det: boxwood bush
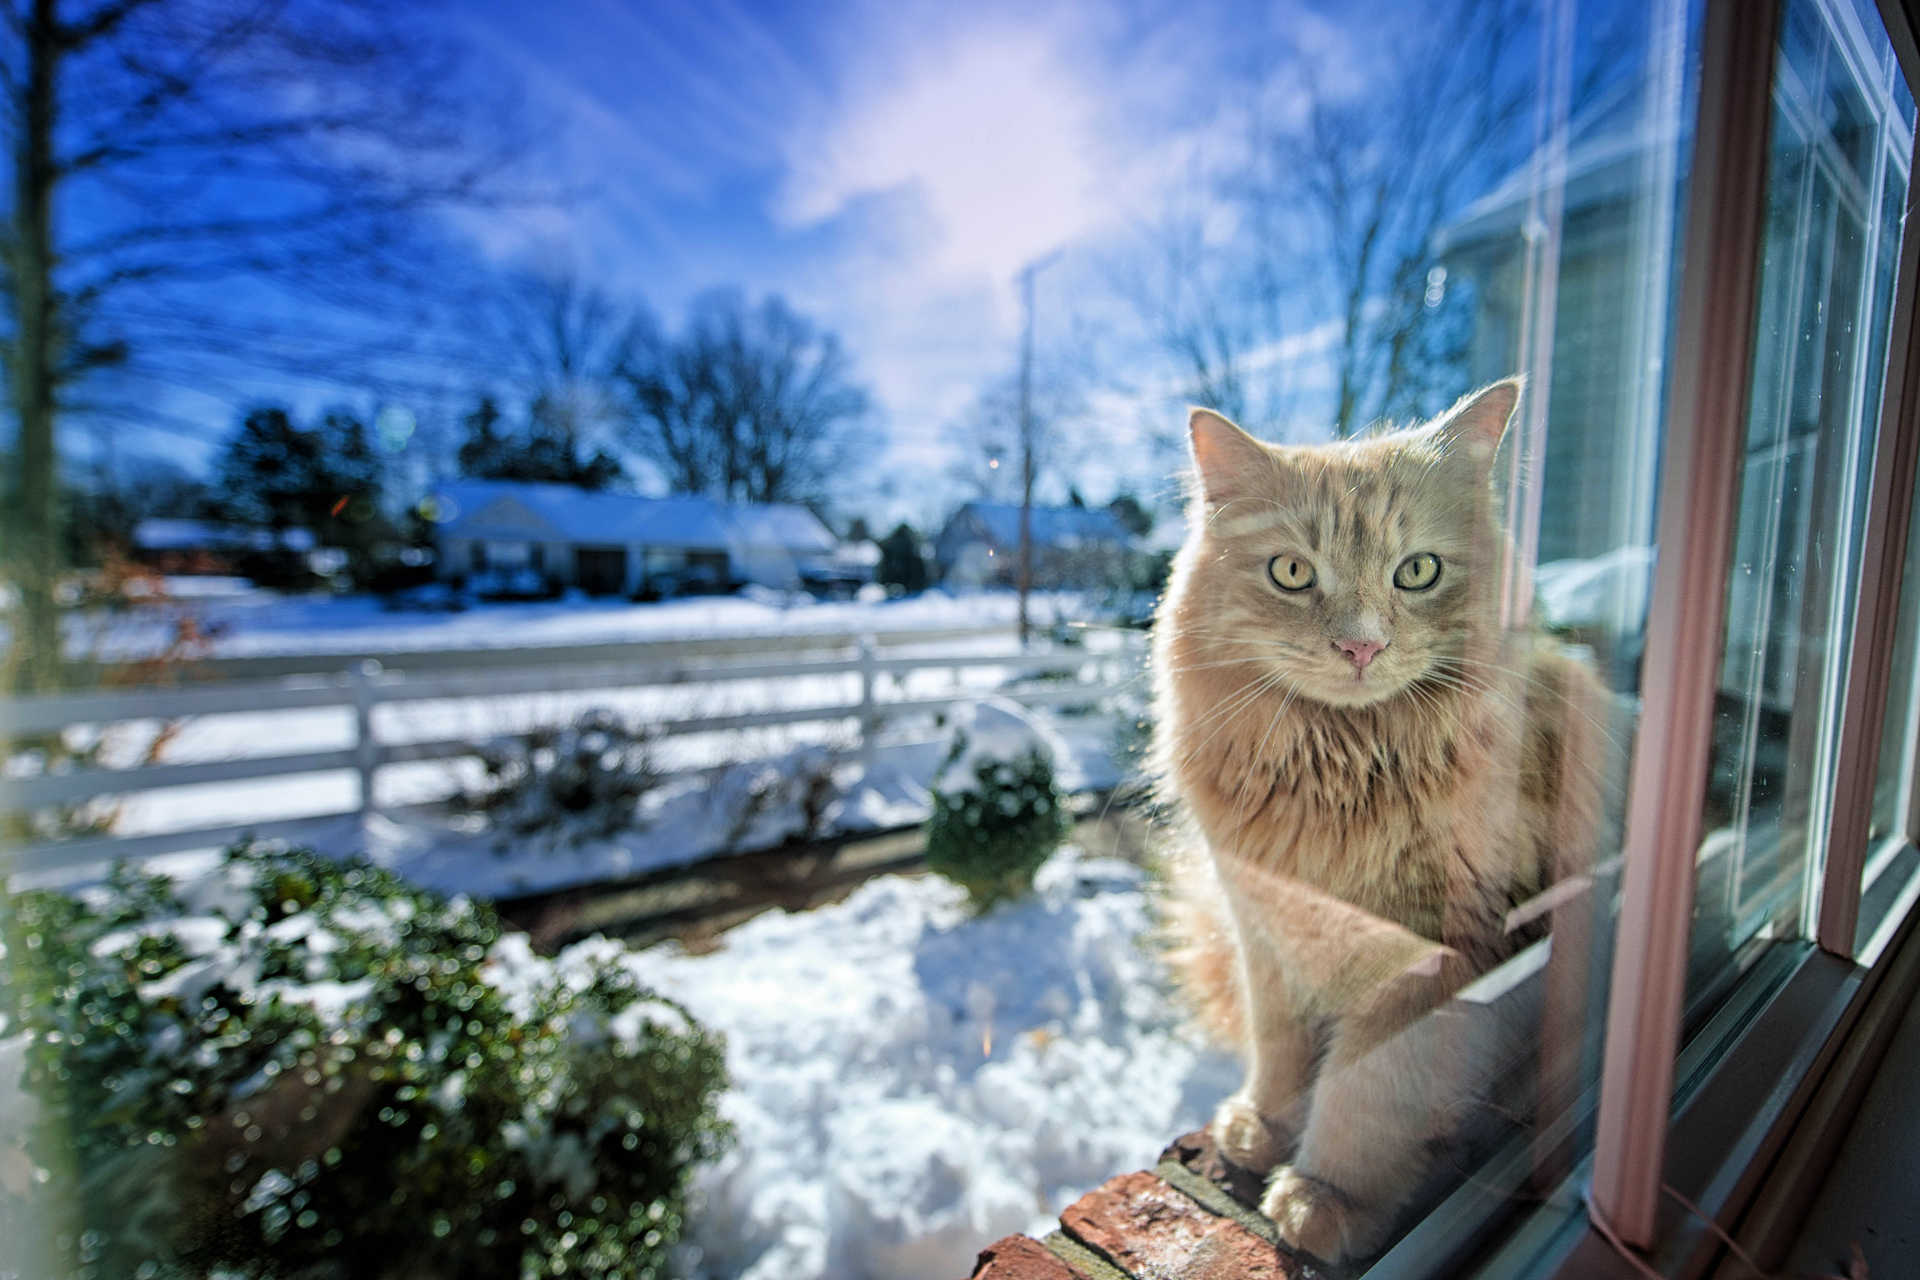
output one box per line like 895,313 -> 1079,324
0,842 -> 729,1280
924,747 -> 1073,911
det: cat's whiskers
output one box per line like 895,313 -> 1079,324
1428,653 -> 1629,748
1178,668 -> 1299,768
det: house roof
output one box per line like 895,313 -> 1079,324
428,481 -> 836,554
1435,78 -> 1652,256
947,502 -> 1132,550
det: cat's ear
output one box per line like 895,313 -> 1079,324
1433,378 -> 1523,477
1189,407 -> 1271,506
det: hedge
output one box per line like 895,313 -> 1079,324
0,842 -> 729,1280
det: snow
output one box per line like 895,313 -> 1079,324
5,756 -> 1221,1280
57,696 -> 1126,906
70,587 -> 1092,662
618,846 -> 1238,1280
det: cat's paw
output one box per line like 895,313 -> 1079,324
1209,1094 -> 1290,1172
1261,1166 -> 1375,1264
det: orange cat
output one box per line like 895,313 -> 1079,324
1150,381 -> 1603,1262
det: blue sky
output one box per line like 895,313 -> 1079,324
88,0 -> 1573,527
442,0 -> 1336,522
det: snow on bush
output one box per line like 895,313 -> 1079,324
465,709 -> 662,846
0,843 -> 728,1280
925,698 -> 1077,909
622,846 -> 1238,1280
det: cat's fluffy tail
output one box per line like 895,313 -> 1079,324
1164,846 -> 1245,1047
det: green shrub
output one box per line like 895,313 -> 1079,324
0,842 -> 729,1280
924,747 -> 1073,911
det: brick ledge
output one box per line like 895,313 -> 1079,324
965,1130 -> 1342,1280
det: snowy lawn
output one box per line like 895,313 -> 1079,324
34,698 -> 1130,905
68,587 -> 1100,662
619,844 -> 1237,1280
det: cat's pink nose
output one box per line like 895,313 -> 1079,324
1336,639 -> 1387,671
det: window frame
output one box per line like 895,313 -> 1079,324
1475,0 -> 1920,1273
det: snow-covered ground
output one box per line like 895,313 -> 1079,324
68,586 -> 1100,661
619,845 -> 1237,1280
2,839 -> 1232,1280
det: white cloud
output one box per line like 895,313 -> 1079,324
779,18 -> 1107,294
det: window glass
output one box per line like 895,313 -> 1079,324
1184,0 -> 1703,1268
1692,0 -> 1910,1018
1863,433 -> 1920,963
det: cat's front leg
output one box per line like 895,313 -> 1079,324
1262,984 -> 1446,1263
1208,904 -> 1312,1173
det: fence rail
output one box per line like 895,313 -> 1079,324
3,627 -> 1145,875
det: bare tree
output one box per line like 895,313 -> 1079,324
1,0 -> 524,689
1113,0 -> 1535,442
947,367 -> 1085,506
1113,182 -> 1296,431
488,264 -> 647,452
622,290 -> 868,507
455,264 -> 648,488
1272,0 -> 1627,434
1277,1 -> 1531,436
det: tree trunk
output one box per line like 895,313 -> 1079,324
11,0 -> 63,692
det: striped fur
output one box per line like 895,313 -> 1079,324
1148,382 -> 1603,1261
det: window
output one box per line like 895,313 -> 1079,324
1692,0 -> 1912,1021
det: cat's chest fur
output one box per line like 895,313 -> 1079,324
1168,661 -> 1529,944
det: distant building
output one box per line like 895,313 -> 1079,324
932,502 -> 1133,589
426,481 -> 841,597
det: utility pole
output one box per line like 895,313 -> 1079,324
1016,250 -> 1061,649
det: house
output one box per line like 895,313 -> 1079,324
932,502 -> 1133,589
427,481 -> 839,597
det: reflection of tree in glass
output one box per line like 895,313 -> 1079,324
1119,0 -> 1628,440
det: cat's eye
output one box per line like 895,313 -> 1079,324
1394,553 -> 1441,591
1268,555 -> 1315,592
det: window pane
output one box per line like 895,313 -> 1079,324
1153,0 -> 1697,1270
1692,0 -> 1910,1019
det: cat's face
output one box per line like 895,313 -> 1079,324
1178,383 -> 1517,710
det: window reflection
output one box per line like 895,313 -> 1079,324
1694,0 -> 1910,1014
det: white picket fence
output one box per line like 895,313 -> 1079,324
0,626 -> 1146,875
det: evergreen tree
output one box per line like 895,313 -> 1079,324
455,397 -> 514,478
214,406 -> 390,586
876,523 -> 930,594
1106,492 -> 1154,538
218,408 -> 328,532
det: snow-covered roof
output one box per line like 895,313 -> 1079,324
1435,78 -> 1654,256
725,503 -> 838,552
428,481 -> 835,555
947,502 -> 1132,551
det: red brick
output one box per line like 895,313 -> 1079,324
1159,1129 -> 1267,1211
1062,1170 -> 1299,1280
969,1235 -> 1088,1280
